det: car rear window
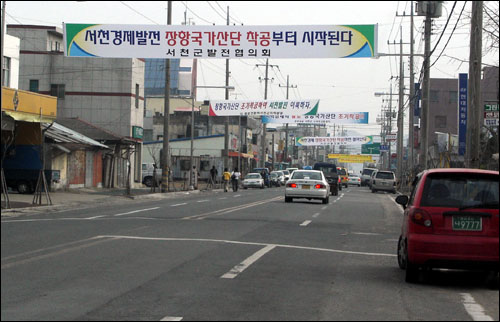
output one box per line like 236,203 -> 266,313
315,166 -> 337,175
421,173 -> 499,208
292,171 -> 321,180
376,172 -> 394,180
246,174 -> 261,179
362,169 -> 375,176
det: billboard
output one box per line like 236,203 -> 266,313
295,136 -> 373,146
262,112 -> 369,124
208,99 -> 319,117
64,24 -> 378,59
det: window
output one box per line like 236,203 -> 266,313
430,90 -> 439,102
29,80 -> 39,93
135,84 -> 140,109
2,57 -> 11,87
50,84 -> 65,99
435,116 -> 447,128
448,91 -> 458,103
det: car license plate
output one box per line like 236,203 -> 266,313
302,185 -> 310,190
452,216 -> 482,231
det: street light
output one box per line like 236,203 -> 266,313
189,85 -> 234,190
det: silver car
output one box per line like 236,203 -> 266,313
285,170 -> 330,204
371,171 -> 397,193
243,173 -> 265,189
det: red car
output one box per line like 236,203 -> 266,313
396,168 -> 499,283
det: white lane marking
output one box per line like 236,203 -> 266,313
160,316 -> 183,321
321,206 -> 328,210
233,194 -> 241,198
99,235 -> 397,258
183,197 -> 281,220
300,220 -> 312,227
460,293 -> 494,321
218,197 -> 227,200
113,207 -> 160,217
351,232 -> 381,236
170,203 -> 187,207
221,245 -> 276,279
196,200 -> 209,203
387,195 -> 404,214
312,213 -> 320,218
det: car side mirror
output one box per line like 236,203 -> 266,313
395,195 -> 409,209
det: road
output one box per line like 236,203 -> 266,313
2,186 -> 498,321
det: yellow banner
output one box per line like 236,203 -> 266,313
2,87 -> 57,119
329,154 -> 373,163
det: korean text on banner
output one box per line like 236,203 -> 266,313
262,112 -> 369,124
64,24 -> 377,59
209,99 -> 319,117
295,136 -> 372,146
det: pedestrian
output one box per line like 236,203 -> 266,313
210,166 -> 218,186
231,167 -> 241,192
223,168 -> 231,192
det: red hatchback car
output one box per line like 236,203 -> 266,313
396,169 -> 499,283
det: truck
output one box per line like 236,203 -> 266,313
142,163 -> 162,187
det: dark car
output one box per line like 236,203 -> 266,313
396,168 -> 499,284
313,162 -> 339,196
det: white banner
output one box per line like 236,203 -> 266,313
64,24 -> 377,59
296,136 -> 373,146
262,112 -> 369,124
209,99 -> 319,117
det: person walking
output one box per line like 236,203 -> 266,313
223,168 -> 231,192
210,166 -> 218,188
231,167 -> 241,192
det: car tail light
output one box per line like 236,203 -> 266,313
287,183 -> 297,188
410,208 -> 433,231
315,184 -> 326,189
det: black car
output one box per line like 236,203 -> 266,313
313,162 -> 339,196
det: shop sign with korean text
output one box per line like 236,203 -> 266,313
209,99 -> 319,117
64,24 -> 377,59
262,112 -> 368,124
295,136 -> 373,146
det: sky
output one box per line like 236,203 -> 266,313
4,1 -> 496,142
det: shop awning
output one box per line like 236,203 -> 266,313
42,122 -> 109,149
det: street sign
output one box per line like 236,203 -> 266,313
361,143 -> 380,155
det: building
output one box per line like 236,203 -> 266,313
7,24 -> 145,188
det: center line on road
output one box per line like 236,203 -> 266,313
113,207 -> 160,217
171,203 -> 187,207
221,245 -> 276,279
312,213 -> 320,218
300,220 -> 312,226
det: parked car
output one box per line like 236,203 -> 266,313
243,173 -> 265,189
285,170 -> 330,204
371,171 -> 397,193
361,167 -> 377,186
337,167 -> 349,188
282,170 -> 291,181
313,162 -> 339,196
396,168 -> 499,284
270,171 -> 285,186
348,175 -> 361,187
286,168 -> 299,176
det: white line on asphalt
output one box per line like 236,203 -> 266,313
321,206 -> 328,210
312,213 -> 320,218
221,245 -> 276,279
197,200 -> 209,203
300,220 -> 312,226
99,235 -> 397,258
170,203 -> 187,207
460,293 -> 494,321
113,207 -> 160,217
218,197 -> 227,200
160,316 -> 183,321
182,197 -> 281,220
233,194 -> 241,198
387,195 -> 404,214
351,232 -> 381,236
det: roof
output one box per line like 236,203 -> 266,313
56,118 -> 123,142
42,122 -> 109,149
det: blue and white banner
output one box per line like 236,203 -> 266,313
458,74 -> 467,156
262,112 -> 368,124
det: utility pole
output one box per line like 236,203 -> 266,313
409,1 -> 415,177
256,59 -> 278,167
161,0 -> 172,193
420,8 -> 432,169
224,6 -> 230,170
466,1 -> 483,168
397,27 -> 405,184
279,75 -> 297,164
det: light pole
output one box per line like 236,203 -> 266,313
189,85 -> 234,190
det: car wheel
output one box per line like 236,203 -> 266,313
285,197 -> 293,203
322,197 -> 329,204
405,261 -> 420,283
17,181 -> 32,194
397,236 -> 407,270
143,176 -> 153,187
371,189 -> 376,193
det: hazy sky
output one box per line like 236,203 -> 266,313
4,1 -> 494,139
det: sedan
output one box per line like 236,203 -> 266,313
348,175 -> 361,187
243,173 -> 265,189
396,168 -> 499,284
285,170 -> 329,204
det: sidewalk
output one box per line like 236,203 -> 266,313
1,182 -> 223,216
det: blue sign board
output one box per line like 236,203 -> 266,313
458,74 -> 467,156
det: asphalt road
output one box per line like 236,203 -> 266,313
2,186 -> 498,321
